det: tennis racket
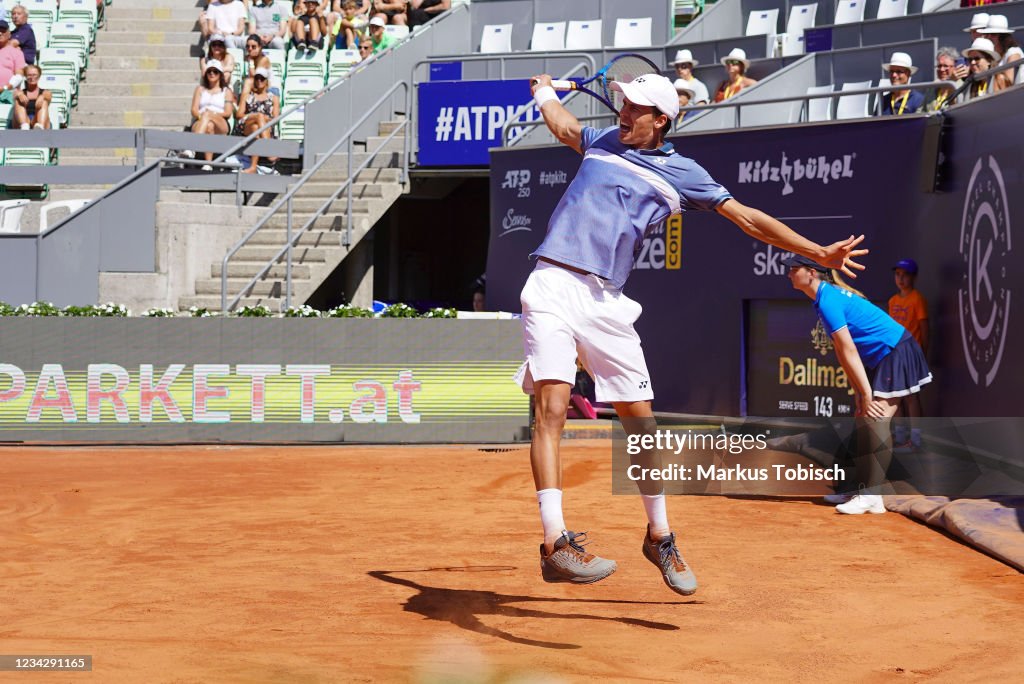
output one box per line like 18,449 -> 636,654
531,54 -> 662,114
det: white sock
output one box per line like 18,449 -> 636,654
642,493 -> 670,539
20,123 -> 30,130
537,488 -> 566,548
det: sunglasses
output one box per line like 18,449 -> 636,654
247,44 -> 260,49
967,55 -> 984,62
725,60 -> 742,66
254,75 -> 268,80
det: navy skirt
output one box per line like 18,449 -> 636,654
871,331 -> 932,398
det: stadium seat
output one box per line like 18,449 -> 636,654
279,109 -> 305,141
57,0 -> 99,27
565,20 -> 602,50
613,17 -> 652,48
746,9 -> 779,55
264,48 -> 287,84
0,149 -> 49,194
0,102 -> 12,128
674,0 -> 705,19
777,3 -> 817,56
22,0 -> 59,28
480,23 -> 512,53
530,21 -> 566,51
48,21 -> 91,67
34,22 -> 51,51
805,84 -> 833,121
38,47 -> 84,90
286,47 -> 327,79
0,199 -> 31,234
39,199 -> 92,235
283,75 -> 324,107
328,49 -> 360,81
836,80 -> 872,119
873,78 -> 892,114
834,0 -> 866,25
876,0 -> 908,20
384,25 -> 410,41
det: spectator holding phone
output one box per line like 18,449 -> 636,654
926,47 -> 964,112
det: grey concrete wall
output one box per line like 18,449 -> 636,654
98,202 -> 265,314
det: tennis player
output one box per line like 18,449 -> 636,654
519,73 -> 868,595
782,254 -> 932,514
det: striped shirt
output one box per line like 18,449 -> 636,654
532,126 -> 732,289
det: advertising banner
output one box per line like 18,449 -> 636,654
745,300 -> 858,418
417,80 -> 549,166
0,319 -> 529,443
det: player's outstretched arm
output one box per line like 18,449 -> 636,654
716,198 -> 869,278
531,74 -> 583,154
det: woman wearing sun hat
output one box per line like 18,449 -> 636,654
979,15 -> 1022,90
880,51 -> 924,116
668,48 -> 709,105
963,37 -> 1001,99
713,48 -> 757,102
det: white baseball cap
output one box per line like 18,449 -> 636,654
253,67 -> 271,79
369,16 -> 386,28
611,74 -> 680,119
204,59 -> 224,74
964,12 -> 990,32
669,49 -> 698,67
673,78 -> 695,98
882,51 -> 917,75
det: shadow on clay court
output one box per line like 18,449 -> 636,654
369,567 -> 699,650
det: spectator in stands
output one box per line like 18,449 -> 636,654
880,52 -> 924,115
8,4 -> 34,66
248,0 -> 287,50
979,15 -> 1021,91
372,0 -> 407,25
407,0 -> 450,29
357,36 -> 374,62
205,0 -> 249,48
367,16 -> 393,53
964,12 -> 989,43
963,37 -> 1000,99
926,47 -> 963,112
669,49 -> 709,105
673,80 -> 696,124
12,63 -> 49,129
713,48 -> 756,102
333,0 -> 367,49
201,35 -> 237,90
0,19 -> 25,106
234,67 -> 280,173
190,59 -> 237,170
292,0 -> 327,53
243,35 -> 278,94
472,287 -> 485,312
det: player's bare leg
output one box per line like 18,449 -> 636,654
614,399 -> 698,595
533,379 -> 616,584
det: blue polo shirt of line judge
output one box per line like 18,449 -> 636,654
532,126 -> 732,289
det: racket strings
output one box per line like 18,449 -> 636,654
601,56 -> 660,112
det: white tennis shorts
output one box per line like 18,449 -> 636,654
514,261 -> 653,403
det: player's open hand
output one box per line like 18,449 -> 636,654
822,234 -> 868,279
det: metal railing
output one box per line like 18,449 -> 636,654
220,81 -> 409,313
499,61 -> 595,147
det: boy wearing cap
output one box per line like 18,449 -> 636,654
888,258 -> 928,451
368,16 -> 393,53
880,52 -> 924,115
522,72 -> 868,593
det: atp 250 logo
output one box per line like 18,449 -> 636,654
958,156 -> 1012,387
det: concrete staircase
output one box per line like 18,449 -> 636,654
178,129 -> 407,313
62,0 -> 202,168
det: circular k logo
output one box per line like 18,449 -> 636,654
958,156 -> 1012,387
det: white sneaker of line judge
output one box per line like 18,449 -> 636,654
835,494 -> 886,515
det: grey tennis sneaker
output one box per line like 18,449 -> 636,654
642,525 -> 698,596
540,531 -> 617,584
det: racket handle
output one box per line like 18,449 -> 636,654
529,78 -> 577,91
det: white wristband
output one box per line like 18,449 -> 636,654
533,85 -> 558,109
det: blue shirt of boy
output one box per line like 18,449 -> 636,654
815,282 -> 905,368
532,125 -> 732,289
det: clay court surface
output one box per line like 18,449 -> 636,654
2,439 -> 1023,683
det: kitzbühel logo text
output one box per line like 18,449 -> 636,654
738,152 -> 855,196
